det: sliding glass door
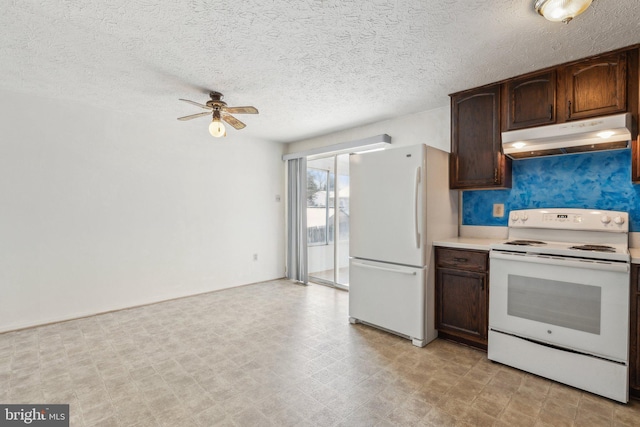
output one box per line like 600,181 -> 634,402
306,154 -> 350,288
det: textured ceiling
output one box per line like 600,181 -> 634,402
1,1 -> 639,143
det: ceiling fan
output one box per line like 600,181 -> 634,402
177,91 -> 259,137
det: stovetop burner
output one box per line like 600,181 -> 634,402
504,240 -> 547,246
568,244 -> 616,253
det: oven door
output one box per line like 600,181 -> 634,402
489,250 -> 630,362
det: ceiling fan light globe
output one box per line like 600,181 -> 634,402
535,0 -> 593,23
209,120 -> 226,138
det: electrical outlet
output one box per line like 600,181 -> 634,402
493,203 -> 505,217
253,253 -> 258,261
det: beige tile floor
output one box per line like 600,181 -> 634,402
0,279 -> 639,426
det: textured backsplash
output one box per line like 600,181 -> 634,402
462,149 -> 640,231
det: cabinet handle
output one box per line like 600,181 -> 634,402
453,257 -> 468,263
480,279 -> 485,291
567,100 -> 572,119
548,104 -> 553,120
494,168 -> 498,183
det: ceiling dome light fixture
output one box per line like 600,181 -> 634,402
534,0 -> 593,24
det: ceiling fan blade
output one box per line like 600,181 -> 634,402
222,114 -> 246,129
225,106 -> 258,114
179,99 -> 212,110
177,111 -> 212,121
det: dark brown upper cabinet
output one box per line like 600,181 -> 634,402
560,51 -> 628,121
504,70 -> 557,131
450,85 -> 511,190
451,45 -> 639,188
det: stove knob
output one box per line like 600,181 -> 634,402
521,213 -> 528,222
601,215 -> 611,224
614,216 -> 625,225
510,213 -> 519,222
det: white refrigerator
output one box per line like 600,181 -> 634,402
348,144 -> 458,347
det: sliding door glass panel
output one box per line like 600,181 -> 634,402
307,158 -> 335,284
306,154 -> 350,288
335,153 -> 350,287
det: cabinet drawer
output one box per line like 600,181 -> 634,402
436,248 -> 488,272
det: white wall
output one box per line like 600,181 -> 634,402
0,91 -> 285,332
286,106 -> 450,154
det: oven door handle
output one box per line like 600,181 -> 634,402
490,251 -> 629,273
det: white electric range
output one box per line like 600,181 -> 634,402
488,208 -> 630,402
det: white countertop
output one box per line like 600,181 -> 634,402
630,248 -> 640,264
433,237 -> 503,252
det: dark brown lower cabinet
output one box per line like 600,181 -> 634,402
435,247 -> 489,350
631,265 -> 640,398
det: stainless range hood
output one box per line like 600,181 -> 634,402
502,113 -> 633,159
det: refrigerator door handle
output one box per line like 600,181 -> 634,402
352,261 -> 417,275
414,167 -> 421,249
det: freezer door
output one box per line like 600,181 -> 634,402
349,144 -> 426,267
349,259 -> 425,343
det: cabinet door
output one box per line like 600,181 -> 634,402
436,267 -> 487,342
450,85 -> 511,189
563,52 -> 627,121
504,71 -> 556,131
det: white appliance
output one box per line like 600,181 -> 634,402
501,113 -> 632,159
488,208 -> 630,402
348,144 -> 458,347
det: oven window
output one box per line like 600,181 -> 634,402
507,274 -> 601,335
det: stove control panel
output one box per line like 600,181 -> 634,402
542,213 -> 582,223
508,208 -> 628,232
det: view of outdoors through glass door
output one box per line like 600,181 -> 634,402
306,154 -> 349,288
